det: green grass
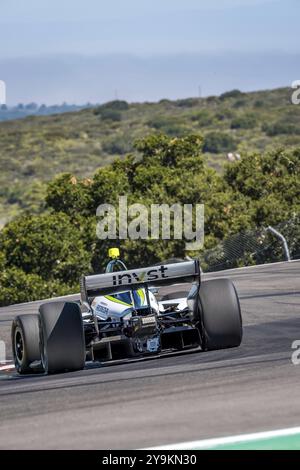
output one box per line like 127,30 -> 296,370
1,86 -> 299,224
196,433 -> 300,450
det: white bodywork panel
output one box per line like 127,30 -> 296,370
90,290 -> 188,321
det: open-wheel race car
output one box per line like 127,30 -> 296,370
11,248 -> 242,375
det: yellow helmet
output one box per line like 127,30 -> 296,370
108,247 -> 120,259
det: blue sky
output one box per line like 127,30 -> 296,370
0,0 -> 298,56
0,0 -> 299,104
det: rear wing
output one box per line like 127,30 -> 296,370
80,260 -> 200,302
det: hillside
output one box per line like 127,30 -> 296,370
1,86 -> 299,225
0,103 -> 93,122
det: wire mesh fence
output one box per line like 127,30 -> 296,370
199,214 -> 300,272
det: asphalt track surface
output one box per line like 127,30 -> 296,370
0,261 -> 299,449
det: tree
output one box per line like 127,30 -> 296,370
203,132 -> 236,153
2,132 -> 299,306
46,173 -> 92,216
90,156 -> 133,211
90,134 -> 251,268
0,268 -> 70,307
147,116 -> 186,136
134,134 -> 204,168
94,100 -> 129,119
220,89 -> 244,100
224,147 -> 300,226
262,121 -> 300,136
102,135 -> 132,154
1,212 -> 91,284
101,100 -> 129,111
97,109 -> 122,122
0,251 -> 6,270
231,113 -> 257,129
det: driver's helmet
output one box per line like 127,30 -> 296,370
105,248 -> 146,308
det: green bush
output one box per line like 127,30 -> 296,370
102,136 -> 132,155
1,212 -> 91,284
46,173 -> 92,216
147,116 -> 186,136
203,132 -> 236,153
224,147 -> 300,225
262,121 -> 300,136
90,156 -> 133,209
176,98 -> 198,107
0,267 -> 70,307
215,109 -> 234,121
233,99 -> 246,108
93,100 -> 129,121
1,131 -> 300,306
254,100 -> 264,108
101,100 -> 129,111
1,86 -> 299,225
231,113 -> 257,129
220,89 -> 244,100
97,109 -> 122,121
0,251 -> 6,270
191,110 -> 213,126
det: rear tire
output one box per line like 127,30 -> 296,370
198,279 -> 242,350
11,314 -> 41,374
39,301 -> 85,374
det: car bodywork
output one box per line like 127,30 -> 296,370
11,255 -> 242,375
80,260 -> 202,362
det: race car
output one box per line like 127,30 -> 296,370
11,248 -> 242,375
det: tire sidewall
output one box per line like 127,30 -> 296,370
38,315 -> 48,374
11,314 -> 42,374
12,319 -> 30,373
198,278 -> 243,350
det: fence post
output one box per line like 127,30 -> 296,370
267,226 -> 291,261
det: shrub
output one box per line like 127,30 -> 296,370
231,113 -> 257,129
94,100 -> 129,113
176,98 -> 198,108
191,110 -> 213,126
203,132 -> 236,153
46,173 -> 92,216
215,109 -> 234,121
220,89 -> 244,100
1,213 -> 91,284
0,268 -> 70,306
224,147 -> 300,225
96,109 -> 122,121
102,100 -> 129,111
254,100 -> 264,108
102,136 -> 132,155
262,121 -> 300,136
147,116 -> 186,136
233,99 -> 246,108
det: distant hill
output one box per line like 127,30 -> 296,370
1,86 -> 299,226
0,103 -> 94,122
